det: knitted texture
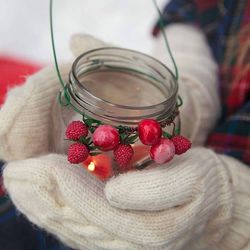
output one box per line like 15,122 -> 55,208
153,0 -> 250,165
70,34 -> 108,58
0,34 -> 107,162
214,156 -> 250,250
1,30 -> 250,250
3,148 -> 249,250
153,24 -> 220,146
0,64 -> 70,161
105,148 -> 250,250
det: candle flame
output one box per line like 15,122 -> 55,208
88,162 -> 95,172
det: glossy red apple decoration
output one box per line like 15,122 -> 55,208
138,119 -> 162,145
150,138 -> 175,164
93,125 -> 120,151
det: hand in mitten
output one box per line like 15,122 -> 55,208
153,24 -> 220,145
105,148 -> 250,250
4,148 -> 250,250
2,27 -> 250,250
0,34 -> 106,161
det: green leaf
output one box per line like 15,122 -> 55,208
85,137 -> 91,144
88,145 -> 98,151
120,133 -> 128,141
88,126 -> 96,134
84,115 -> 102,125
126,134 -> 138,144
90,152 -> 101,156
163,131 -> 172,139
117,125 -> 124,131
79,136 -> 91,145
84,118 -> 93,127
128,134 -> 138,141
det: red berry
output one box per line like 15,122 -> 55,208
93,125 -> 120,151
138,119 -> 162,145
171,135 -> 191,155
66,121 -> 88,140
150,138 -> 175,164
114,144 -> 134,170
68,143 -> 89,164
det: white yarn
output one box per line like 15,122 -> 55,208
1,29 -> 250,250
152,24 -> 220,145
0,34 -> 107,162
3,149 -> 250,250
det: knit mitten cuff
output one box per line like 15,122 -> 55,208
215,155 -> 250,250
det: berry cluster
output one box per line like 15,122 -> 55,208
138,119 -> 191,164
65,118 -> 191,171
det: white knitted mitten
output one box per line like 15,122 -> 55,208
1,28 -> 250,250
0,34 -> 106,162
4,149 -> 250,250
153,24 -> 220,145
105,148 -> 250,250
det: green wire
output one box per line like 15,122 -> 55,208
50,0 -> 66,89
50,0 -> 182,116
152,0 -> 179,81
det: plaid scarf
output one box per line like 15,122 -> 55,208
153,0 -> 250,165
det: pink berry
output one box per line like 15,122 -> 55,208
93,125 -> 120,151
66,121 -> 88,140
114,144 -> 134,170
150,138 -> 175,164
68,143 -> 89,164
171,135 -> 191,155
138,119 -> 162,145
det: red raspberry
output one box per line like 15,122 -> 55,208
138,119 -> 162,145
150,138 -> 175,164
171,135 -> 191,155
66,121 -> 88,140
68,143 -> 89,164
93,125 -> 120,151
114,144 -> 134,170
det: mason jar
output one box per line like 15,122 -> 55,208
59,47 -> 179,180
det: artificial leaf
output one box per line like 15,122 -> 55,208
163,131 -> 172,139
90,152 -> 101,156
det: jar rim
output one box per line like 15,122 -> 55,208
71,47 -> 178,111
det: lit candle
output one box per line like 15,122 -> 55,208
82,145 -> 152,180
83,154 -> 113,181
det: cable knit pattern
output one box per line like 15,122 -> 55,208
1,150 -> 230,250
152,24 -> 220,145
1,30 -> 250,250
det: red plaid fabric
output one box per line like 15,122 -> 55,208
153,0 -> 250,165
0,56 -> 40,106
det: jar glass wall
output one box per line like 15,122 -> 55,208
64,47 -> 179,180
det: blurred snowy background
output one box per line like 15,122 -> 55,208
0,0 -> 166,64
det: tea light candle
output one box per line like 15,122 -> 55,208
83,154 -> 113,181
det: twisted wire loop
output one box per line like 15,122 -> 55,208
58,89 -> 70,107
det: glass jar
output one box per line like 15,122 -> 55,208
63,47 -> 179,180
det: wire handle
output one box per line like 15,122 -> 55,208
152,0 -> 179,80
49,0 -> 181,116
